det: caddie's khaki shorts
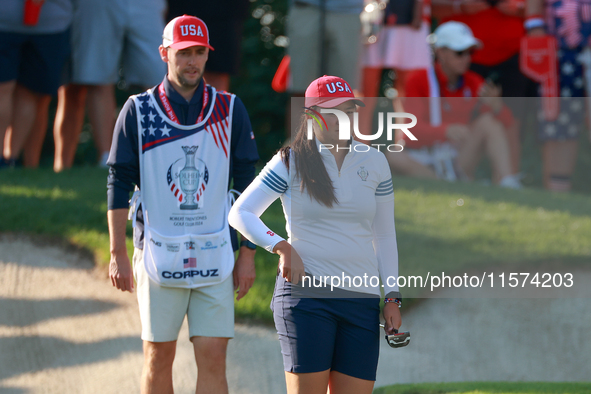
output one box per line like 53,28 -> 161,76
133,249 -> 235,342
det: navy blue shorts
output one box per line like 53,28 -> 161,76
271,275 -> 381,381
0,29 -> 70,96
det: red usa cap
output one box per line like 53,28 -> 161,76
304,75 -> 364,108
162,15 -> 214,51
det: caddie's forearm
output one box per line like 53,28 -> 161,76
238,246 -> 256,259
108,209 -> 129,256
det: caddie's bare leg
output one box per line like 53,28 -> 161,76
192,336 -> 229,394
141,340 -> 176,394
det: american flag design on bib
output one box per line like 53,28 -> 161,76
203,93 -> 232,158
137,87 -> 232,158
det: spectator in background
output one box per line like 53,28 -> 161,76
526,0 -> 586,192
359,0 -> 435,178
287,0 -> 365,95
0,0 -> 72,168
362,0 -> 431,99
432,0 -> 529,175
359,0 -> 432,145
50,0 -> 166,172
167,0 -> 251,92
393,22 -> 522,188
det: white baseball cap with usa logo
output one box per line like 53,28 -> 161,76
162,15 -> 215,51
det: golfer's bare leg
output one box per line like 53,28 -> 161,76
0,80 -> 16,159
192,336 -> 229,394
86,84 -> 116,163
4,84 -> 42,160
327,370 -> 374,394
53,84 -> 88,172
285,370 -> 330,394
141,340 -> 176,394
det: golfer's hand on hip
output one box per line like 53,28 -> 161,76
274,241 -> 305,285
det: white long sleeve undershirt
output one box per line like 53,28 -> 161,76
228,185 -> 285,253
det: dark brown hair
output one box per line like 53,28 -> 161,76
279,113 -> 338,207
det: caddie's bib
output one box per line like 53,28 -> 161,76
131,85 -> 235,288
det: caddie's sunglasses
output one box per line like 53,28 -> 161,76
454,49 -> 474,57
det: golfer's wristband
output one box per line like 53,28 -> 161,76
524,16 -> 544,31
384,298 -> 402,307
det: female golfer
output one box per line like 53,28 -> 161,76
229,75 -> 401,394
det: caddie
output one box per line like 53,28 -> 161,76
106,14 -> 259,393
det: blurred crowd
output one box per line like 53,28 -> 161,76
0,0 -> 249,171
284,0 -> 588,192
1,0 -> 588,192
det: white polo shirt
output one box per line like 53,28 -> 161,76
229,140 -> 399,296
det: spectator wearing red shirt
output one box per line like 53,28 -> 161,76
432,0 -> 529,173
432,0 -> 529,97
390,21 -> 521,187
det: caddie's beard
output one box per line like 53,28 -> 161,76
177,68 -> 203,89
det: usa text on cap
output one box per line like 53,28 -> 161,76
163,15 -> 215,51
305,75 -> 365,108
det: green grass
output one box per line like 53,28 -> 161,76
1,168 -> 590,321
0,168 -> 114,264
392,177 -> 591,296
373,381 -> 591,394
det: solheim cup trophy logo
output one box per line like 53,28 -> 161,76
167,146 -> 209,209
179,146 -> 200,210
